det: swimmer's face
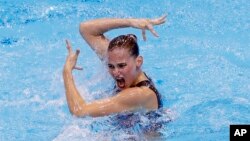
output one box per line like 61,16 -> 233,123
107,48 -> 142,90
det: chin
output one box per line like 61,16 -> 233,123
117,85 -> 127,90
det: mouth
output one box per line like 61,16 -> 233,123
116,77 -> 125,89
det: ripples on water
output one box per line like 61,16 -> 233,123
0,0 -> 249,140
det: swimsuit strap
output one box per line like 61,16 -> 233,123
132,74 -> 163,109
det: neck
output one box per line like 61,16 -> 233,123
131,70 -> 147,87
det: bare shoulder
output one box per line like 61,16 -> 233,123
115,87 -> 158,110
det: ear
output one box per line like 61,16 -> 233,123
136,56 -> 143,67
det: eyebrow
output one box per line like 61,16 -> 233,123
107,62 -> 127,66
117,62 -> 126,65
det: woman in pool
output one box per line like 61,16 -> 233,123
63,15 -> 166,117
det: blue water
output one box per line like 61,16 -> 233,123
0,0 -> 249,140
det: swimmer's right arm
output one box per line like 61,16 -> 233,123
63,41 -> 157,117
63,40 -> 86,115
79,15 -> 167,59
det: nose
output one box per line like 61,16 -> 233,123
112,67 -> 120,77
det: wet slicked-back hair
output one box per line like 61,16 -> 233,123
108,34 -> 139,57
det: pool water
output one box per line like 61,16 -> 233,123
0,0 -> 249,140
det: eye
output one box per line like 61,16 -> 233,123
108,64 -> 114,69
117,63 -> 127,69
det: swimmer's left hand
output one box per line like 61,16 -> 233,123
130,14 -> 167,41
64,40 -> 83,71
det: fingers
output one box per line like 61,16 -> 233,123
65,40 -> 72,53
74,66 -> 83,70
141,15 -> 166,39
64,39 -> 83,71
66,40 -> 81,58
76,49 -> 80,57
73,49 -> 80,63
159,14 -> 167,21
74,49 -> 83,70
150,29 -> 159,37
74,49 -> 80,61
150,14 -> 167,25
147,24 -> 159,37
142,24 -> 159,40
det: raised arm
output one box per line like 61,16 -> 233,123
63,41 -> 158,117
79,15 -> 167,59
63,40 -> 85,115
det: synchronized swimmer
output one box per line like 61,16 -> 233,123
63,15 -> 167,118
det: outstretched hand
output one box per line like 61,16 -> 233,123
131,15 -> 167,41
64,40 -> 83,71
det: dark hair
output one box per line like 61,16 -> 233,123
108,34 -> 139,57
